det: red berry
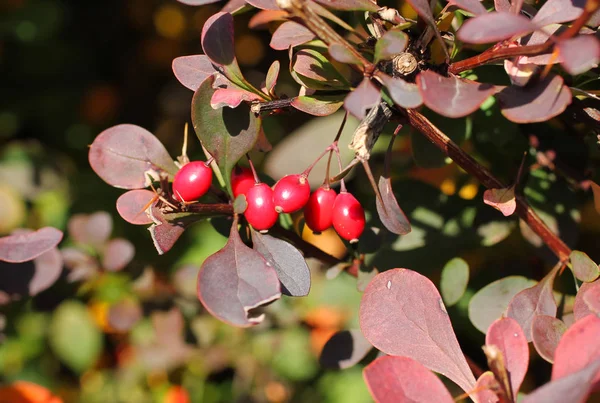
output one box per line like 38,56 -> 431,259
172,161 -> 213,202
245,183 -> 279,231
304,187 -> 337,232
272,174 -> 310,213
332,192 -> 365,243
231,166 -> 255,198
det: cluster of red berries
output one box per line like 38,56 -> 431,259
231,167 -> 366,243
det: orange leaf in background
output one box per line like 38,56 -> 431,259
0,381 -> 63,403
164,386 -> 190,403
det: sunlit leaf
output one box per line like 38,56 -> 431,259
329,43 -> 362,64
172,55 -> 218,91
558,35 -> 600,75
531,0 -> 586,26
116,189 -> 155,225
375,175 -> 412,235
374,30 -> 408,63
360,268 -> 476,393
440,257 -> 469,307
570,250 -> 600,282
457,12 -> 536,44
483,186 -> 516,216
291,94 -> 345,116
448,0 -> 486,15
573,281 -> 599,320
417,71 -> 497,118
473,372 -> 501,403
0,227 -> 63,263
89,124 -> 177,189
320,329 -> 373,369
380,75 -> 423,109
102,238 -> 135,272
532,315 -> 567,363
344,78 -> 381,119
314,0 -> 379,11
68,211 -> 112,248
270,21 -> 315,50
583,283 -> 600,315
177,0 -> 220,4
210,87 -> 262,109
246,0 -> 279,10
363,356 -> 454,403
265,60 -> 280,93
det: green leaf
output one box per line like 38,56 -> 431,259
49,301 -> 103,373
440,257 -> 470,306
374,29 -> 408,63
192,77 -> 261,195
570,250 -> 600,282
291,48 -> 351,90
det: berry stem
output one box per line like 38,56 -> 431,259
246,154 -> 261,183
324,111 -> 349,188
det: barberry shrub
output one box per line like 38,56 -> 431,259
2,0 -> 598,399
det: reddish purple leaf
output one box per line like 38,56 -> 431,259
246,0 -> 280,10
89,124 -> 177,189
494,0 -> 510,12
457,12 -> 536,44
498,75 -> 572,123
417,71 -> 497,118
210,88 -> 262,109
68,211 -> 112,247
483,186 -> 517,217
329,43 -> 361,64
177,0 -> 220,4
249,10 -> 287,28
265,60 -> 280,93
473,372 -> 501,403
403,0 -> 436,25
102,238 -> 135,272
344,78 -> 381,119
380,75 -> 423,109
569,250 -> 600,282
61,247 -> 99,282
363,356 -> 454,403
375,175 -> 411,235
319,329 -> 373,369
449,0 -> 486,15
314,0 -> 379,11
573,281 -> 599,321
198,219 -> 281,327
523,359 -> 600,403
292,49 -> 350,89
201,12 -> 236,66
108,299 -> 142,332
531,0 -> 585,26
0,227 -> 63,263
148,206 -> 214,255
360,269 -> 476,393
270,21 -> 315,50
486,317 -> 529,395
532,315 -> 567,363
552,314 -> 600,386
251,230 -> 310,297
172,55 -> 217,91
506,266 -> 558,341
291,94 -> 344,116
116,189 -> 155,225
558,35 -> 600,75
374,30 -> 408,63
583,283 -> 600,315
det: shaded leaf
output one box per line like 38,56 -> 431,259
486,317 -> 529,395
148,206 -> 214,255
68,211 -> 112,247
558,35 -> 600,75
201,12 -> 236,66
265,60 -> 280,93
375,175 -> 411,235
246,0 -> 280,10
532,315 -> 567,363
573,281 -> 598,320
210,87 -> 262,109
591,181 -> 600,214
483,186 -> 516,216
360,268 -> 476,393
89,124 -> 177,189
192,76 -> 261,195
292,48 -> 351,90
381,75 -> 423,109
198,219 -> 281,326
344,78 -> 381,119
251,230 -> 311,297
107,299 -> 142,332
291,94 -> 345,116
314,0 -> 379,11
319,329 -> 373,369
363,356 -> 454,403
468,276 -> 537,333
506,266 -> 559,341
531,0 -> 586,26
270,21 -> 315,50
177,0 -> 220,4
0,227 -> 63,263
497,75 -> 572,123
570,250 -> 600,282
448,0 -> 486,15
61,247 -> 98,283
374,30 -> 408,63
116,189 -> 155,225
102,238 -> 135,272
404,0 -> 437,25
172,55 -> 217,91
329,43 -> 361,64
440,257 -> 469,307
458,12 -> 536,44
583,282 -> 600,315
417,71 -> 497,118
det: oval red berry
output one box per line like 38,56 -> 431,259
231,166 -> 255,198
245,183 -> 279,231
304,187 -> 337,232
172,161 -> 213,202
332,192 -> 365,242
273,174 -> 310,213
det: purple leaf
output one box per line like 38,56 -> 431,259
573,281 -> 599,320
61,247 -> 99,282
198,219 -> 281,327
201,12 -> 236,66
417,71 -> 497,118
221,0 -> 247,12
314,0 -> 379,11
292,49 -> 351,89
210,88 -> 263,109
0,227 -> 63,263
360,268 -> 476,393
404,0 -> 436,25
569,250 -> 600,282
68,211 -> 112,247
102,238 -> 135,272
265,60 -> 280,93
448,0 -> 486,15
89,124 -> 177,189
473,372 -> 501,403
483,186 -> 517,216
486,317 -> 529,395
344,78 -> 381,119
363,356 -> 454,403
469,276 -> 537,333
116,189 -> 155,225
148,206 -> 213,255
246,0 -> 280,10
329,43 -> 362,64
498,75 -> 572,123
558,35 -> 600,75
440,257 -> 469,307
177,0 -> 220,4
270,21 -> 315,50
457,12 -> 536,44
506,266 -> 559,341
523,359 -> 600,403
532,0 -> 586,26
172,55 -> 218,91
532,315 -> 567,363
192,76 -> 261,194
375,175 -> 412,235
251,230 -> 310,297
108,299 -> 142,332
583,283 -> 600,315
374,30 -> 408,63
291,94 -> 345,116
380,75 -> 423,109
319,329 -> 373,369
